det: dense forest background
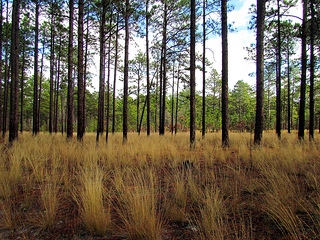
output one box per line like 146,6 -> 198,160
0,0 -> 319,143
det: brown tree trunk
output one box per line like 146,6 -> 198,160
298,0 -> 307,140
254,0 -> 265,145
112,14 -> 119,134
146,0 -> 150,136
221,0 -> 229,147
67,0 -> 74,139
171,63 -> 174,135
20,43 -> 25,133
77,0 -> 84,141
54,43 -> 61,133
123,0 -> 129,143
83,3 -> 89,135
309,0 -> 315,141
175,66 -> 179,135
33,0 -> 39,135
9,0 -> 20,143
49,0 -> 55,134
202,0 -> 206,138
106,13 -> 112,143
2,0 -> 9,138
0,0 -> 3,135
160,2 -> 167,135
276,0 -> 281,139
190,0 -> 196,149
96,0 -> 106,142
38,43 -> 45,132
137,71 -> 140,133
287,45 -> 290,133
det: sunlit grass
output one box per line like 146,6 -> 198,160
0,131 -> 319,238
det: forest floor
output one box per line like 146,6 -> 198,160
0,131 -> 320,240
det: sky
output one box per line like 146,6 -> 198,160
89,0 -> 303,93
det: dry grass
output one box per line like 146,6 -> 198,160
0,131 -> 319,239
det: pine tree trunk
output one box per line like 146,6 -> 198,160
254,0 -> 265,145
137,71 -> 140,133
175,66 -> 179,135
9,0 -> 20,143
83,4 -> 89,135
49,0 -> 55,134
221,0 -> 229,147
276,0 -> 281,139
309,0 -> 315,141
160,2 -> 167,135
190,0 -> 196,149
123,0 -> 129,143
171,64 -> 174,135
106,13 -> 112,143
96,0 -> 106,142
67,0 -> 74,139
146,0 -> 150,136
2,0 -> 9,138
77,0 -> 84,141
0,0 -> 3,135
112,15 -> 119,134
38,43 -> 45,132
33,0 -> 39,135
54,44 -> 61,133
287,45 -> 290,133
298,0 -> 307,140
202,0 -> 206,138
20,43 -> 25,133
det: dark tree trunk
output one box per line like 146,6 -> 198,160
155,67 -> 158,132
123,0 -> 129,143
67,0 -> 74,139
190,0 -> 196,149
77,0 -> 84,141
96,0 -> 106,142
254,0 -> 265,145
83,4 -> 89,135
159,2 -> 167,135
287,45 -> 290,133
298,0 -> 307,140
175,66 -> 179,135
0,0 -> 3,135
309,0 -> 315,141
276,0 -> 281,139
221,0 -> 229,147
38,43 -> 45,132
137,71 -> 140,133
112,14 -> 119,134
9,0 -> 20,143
2,0 -> 9,138
171,64 -> 174,135
49,0 -> 55,134
146,0 -> 150,136
20,43 -> 25,133
106,13 -> 112,143
202,0 -> 206,138
54,43 -> 61,133
33,0 -> 39,135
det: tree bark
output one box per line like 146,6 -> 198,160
287,45 -> 290,133
33,0 -> 39,135
49,0 -> 55,134
77,0 -> 84,141
254,0 -> 265,145
112,14 -> 119,134
9,0 -> 20,143
0,0 -> 3,135
38,43 -> 45,132
202,0 -> 206,139
96,0 -> 106,142
221,0 -> 229,147
146,0 -> 150,136
175,66 -> 179,135
171,63 -> 174,135
2,0 -> 9,138
106,12 -> 112,143
67,0 -> 74,139
190,0 -> 196,149
276,0 -> 281,139
309,0 -> 315,141
298,0 -> 307,140
20,43 -> 25,133
123,0 -> 129,143
159,2 -> 167,135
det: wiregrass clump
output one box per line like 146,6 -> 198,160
0,131 -> 319,239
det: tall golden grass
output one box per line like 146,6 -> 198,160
0,131 -> 319,239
